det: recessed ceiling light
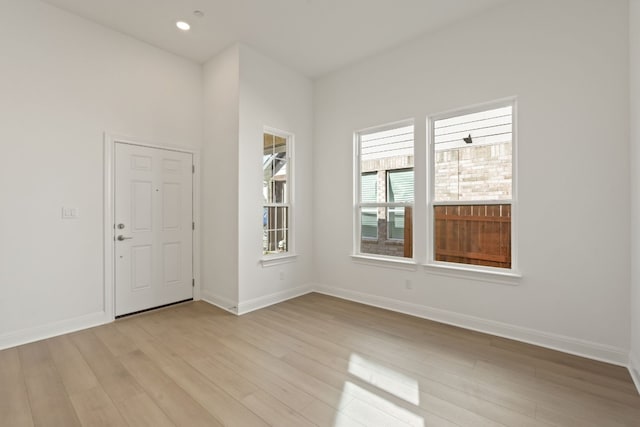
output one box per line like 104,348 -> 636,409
193,10 -> 205,18
176,21 -> 191,31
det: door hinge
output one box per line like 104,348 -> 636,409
192,164 -> 195,174
192,278 -> 195,288
192,221 -> 195,230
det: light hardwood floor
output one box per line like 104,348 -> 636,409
1,293 -> 639,426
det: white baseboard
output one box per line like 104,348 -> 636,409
314,284 -> 629,366
200,290 -> 239,314
630,351 -> 640,395
0,311 -> 110,351
236,284 -> 313,315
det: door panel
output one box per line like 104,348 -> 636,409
131,154 -> 152,170
132,181 -> 153,231
131,245 -> 152,290
115,143 -> 193,316
162,183 -> 181,230
163,242 -> 182,287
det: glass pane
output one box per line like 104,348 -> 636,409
360,124 -> 414,205
387,207 -> 405,239
277,230 -> 288,252
361,172 -> 377,203
434,144 -> 512,202
263,206 -> 289,255
387,169 -> 414,203
434,204 -> 511,269
360,206 -> 412,258
263,133 -> 288,204
361,208 -> 378,239
434,106 -> 512,202
272,159 -> 287,204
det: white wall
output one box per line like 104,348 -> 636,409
236,45 -> 314,311
313,0 -> 630,363
201,45 -> 241,309
201,44 -> 314,313
630,0 -> 640,385
0,0 -> 203,348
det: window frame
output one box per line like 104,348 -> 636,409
261,127 -> 296,264
426,98 -> 519,275
353,119 -> 415,261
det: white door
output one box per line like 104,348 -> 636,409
114,143 -> 193,317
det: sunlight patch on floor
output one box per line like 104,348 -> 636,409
334,381 -> 425,427
331,353 -> 424,426
348,353 -> 420,405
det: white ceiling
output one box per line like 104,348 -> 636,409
41,0 -> 510,78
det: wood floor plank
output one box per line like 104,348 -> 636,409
118,349 -> 223,426
0,347 -> 34,427
473,359 -> 640,425
187,354 -> 316,426
68,386 -> 128,427
19,341 -> 81,427
270,303 -> 480,373
208,348 -> 316,411
46,335 -> 125,426
246,308 -> 539,418
2,294 -> 639,426
534,404 -> 625,427
114,322 -> 270,426
68,329 -> 174,426
239,389 -> 316,427
47,335 -> 99,395
273,296 -> 640,425
114,393 -> 176,427
93,324 -> 138,358
490,335 -> 632,382
282,347 -> 511,427
215,333 -> 351,406
161,357 -> 269,427
535,366 -> 640,408
69,330 -> 144,403
299,399 -> 366,427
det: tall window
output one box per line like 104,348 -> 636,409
263,130 -> 292,256
356,122 -> 414,259
430,101 -> 514,269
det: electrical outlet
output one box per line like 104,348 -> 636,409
62,207 -> 79,219
405,279 -> 412,290
279,271 -> 285,281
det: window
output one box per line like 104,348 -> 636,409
263,130 -> 292,256
429,101 -> 515,269
356,122 -> 414,259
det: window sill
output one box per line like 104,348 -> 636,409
351,254 -> 418,271
260,254 -> 298,267
423,262 -> 522,285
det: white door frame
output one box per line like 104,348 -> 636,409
103,133 -> 201,321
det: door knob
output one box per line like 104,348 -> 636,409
117,235 -> 133,241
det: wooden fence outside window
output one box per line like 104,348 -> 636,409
434,204 -> 511,268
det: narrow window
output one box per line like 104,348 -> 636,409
356,123 -> 414,259
263,131 -> 291,255
430,101 -> 515,269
